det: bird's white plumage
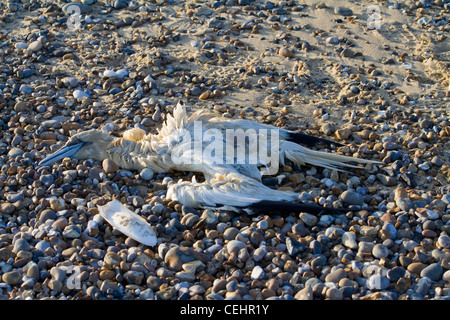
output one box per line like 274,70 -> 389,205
41,101 -> 380,211
147,102 -> 379,210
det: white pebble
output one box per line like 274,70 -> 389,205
73,89 -> 89,99
103,70 -> 117,78
15,42 -> 28,50
115,69 -> 129,79
250,265 -> 265,280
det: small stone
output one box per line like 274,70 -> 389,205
6,192 -> 23,203
123,270 -> 144,285
438,235 -> 450,249
299,212 -> 318,227
387,266 -> 406,282
182,260 -> 205,273
420,263 -> 443,281
2,271 -> 22,285
396,198 -> 413,211
49,198 -> 65,211
113,0 -> 128,9
50,267 -> 66,282
334,6 -> 353,16
38,209 -> 56,223
26,263 -> 40,280
286,237 -> 306,255
62,2 -> 91,14
140,168 -> 154,181
28,40 -> 43,52
294,286 -> 313,300
14,101 -> 28,112
342,231 -> 358,249
326,37 -> 340,45
278,47 -> 294,58
40,174 -> 55,187
326,287 -> 343,300
407,262 -> 427,275
341,190 -> 364,205
35,240 -> 51,253
336,128 -> 352,140
367,275 -> 390,290
226,240 -> 247,255
325,268 -> 347,283
372,244 -> 389,259
376,174 -> 397,186
104,252 -> 121,267
394,186 -> 407,201
164,246 -> 203,272
146,276 -> 162,291
321,123 -> 336,136
415,208 -> 439,220
103,159 -> 119,173
250,265 -> 265,280
13,238 -> 30,254
341,48 -> 354,58
63,225 -> 81,238
199,91 -> 210,100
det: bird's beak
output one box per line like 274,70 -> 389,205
38,142 -> 84,166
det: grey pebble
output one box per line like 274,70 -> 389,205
334,6 -> 353,16
372,244 -> 389,259
13,238 -> 30,254
140,168 -> 154,181
367,274 -> 390,290
341,190 -> 364,205
420,263 -> 443,281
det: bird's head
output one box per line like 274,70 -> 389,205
38,129 -> 116,166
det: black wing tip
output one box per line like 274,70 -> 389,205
246,200 -> 371,215
287,131 -> 344,148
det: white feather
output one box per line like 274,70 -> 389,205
98,199 -> 157,246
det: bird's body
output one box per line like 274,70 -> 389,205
39,102 -> 380,213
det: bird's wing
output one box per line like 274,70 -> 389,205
166,171 -> 299,210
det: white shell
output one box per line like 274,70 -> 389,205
98,199 -> 157,246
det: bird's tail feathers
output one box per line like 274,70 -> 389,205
283,143 -> 381,171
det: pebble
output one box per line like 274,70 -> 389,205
341,190 -> 364,205
367,275 -> 390,290
334,6 -> 353,16
164,246 -> 203,272
325,268 -> 347,283
13,238 -> 30,254
28,40 -> 43,52
420,263 -> 443,281
251,265 -> 265,280
438,235 -> 450,249
372,244 -> 389,259
2,271 -> 22,285
0,0 -> 446,302
342,232 -> 358,249
140,168 -> 154,181
102,159 -> 119,173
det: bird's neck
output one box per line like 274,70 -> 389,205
107,138 -> 169,173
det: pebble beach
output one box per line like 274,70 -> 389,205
0,0 -> 449,301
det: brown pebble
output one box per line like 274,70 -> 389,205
407,262 -> 427,275
336,128 -> 352,140
422,229 -> 437,238
199,91 -> 210,100
278,47 -> 294,58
